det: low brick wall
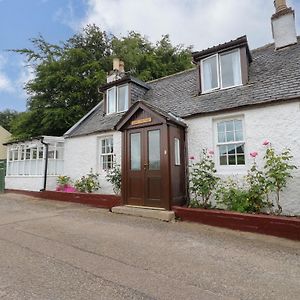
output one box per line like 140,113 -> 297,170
172,206 -> 300,241
5,189 -> 121,209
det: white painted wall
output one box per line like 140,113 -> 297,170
5,176 -> 58,191
64,131 -> 122,194
186,101 -> 300,215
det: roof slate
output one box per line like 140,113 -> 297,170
66,38 -> 300,138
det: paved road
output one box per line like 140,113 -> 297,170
0,193 -> 299,300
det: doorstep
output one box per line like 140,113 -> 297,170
111,206 -> 175,222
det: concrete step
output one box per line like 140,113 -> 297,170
111,206 -> 175,222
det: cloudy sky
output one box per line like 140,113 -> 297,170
1,0 -> 299,112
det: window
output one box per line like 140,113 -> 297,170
107,84 -> 129,114
201,49 -> 242,93
7,141 -> 64,176
174,138 -> 181,166
100,137 -> 114,170
216,119 -> 245,166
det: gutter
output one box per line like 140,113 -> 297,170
40,137 -> 49,192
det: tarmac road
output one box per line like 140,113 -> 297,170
0,193 -> 299,300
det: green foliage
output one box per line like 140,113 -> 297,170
245,162 -> 272,213
189,150 -> 220,208
263,147 -> 297,214
56,175 -> 71,186
10,25 -> 193,139
215,179 -> 252,213
105,163 -> 121,195
74,169 -> 100,193
0,109 -> 20,132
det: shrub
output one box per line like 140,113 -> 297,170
189,150 -> 220,208
74,169 -> 100,193
56,175 -> 71,187
215,179 -> 252,213
263,146 -> 297,214
105,163 -> 121,195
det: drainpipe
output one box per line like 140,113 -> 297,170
40,137 -> 49,192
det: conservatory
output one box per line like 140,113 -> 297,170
5,136 -> 64,191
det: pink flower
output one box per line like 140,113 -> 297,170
189,156 -> 195,160
208,150 -> 214,156
263,140 -> 270,146
250,151 -> 258,158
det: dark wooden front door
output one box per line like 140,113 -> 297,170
126,126 -> 163,208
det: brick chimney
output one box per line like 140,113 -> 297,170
107,58 -> 126,83
272,0 -> 297,49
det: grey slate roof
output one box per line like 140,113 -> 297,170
66,38 -> 300,138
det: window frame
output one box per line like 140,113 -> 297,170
99,136 -> 114,171
174,138 -> 181,166
215,117 -> 246,169
106,84 -> 129,115
201,48 -> 242,94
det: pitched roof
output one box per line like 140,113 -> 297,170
66,38 -> 300,137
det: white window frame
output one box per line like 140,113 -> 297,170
99,136 -> 114,171
201,49 -> 242,94
106,84 -> 129,115
214,116 -> 246,170
174,138 -> 181,166
200,54 -> 220,93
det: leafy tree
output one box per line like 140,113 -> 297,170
0,109 -> 20,132
10,25 -> 193,139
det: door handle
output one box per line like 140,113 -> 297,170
143,163 -> 148,170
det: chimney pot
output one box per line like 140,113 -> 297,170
119,60 -> 125,73
113,58 -> 120,71
274,0 -> 287,13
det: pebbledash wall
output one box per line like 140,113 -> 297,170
186,100 -> 300,215
64,131 -> 122,194
5,176 -> 58,191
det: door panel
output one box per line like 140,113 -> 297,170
126,127 -> 163,207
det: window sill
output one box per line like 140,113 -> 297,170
201,83 -> 243,95
216,165 -> 247,176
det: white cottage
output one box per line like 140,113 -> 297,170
5,0 -> 300,214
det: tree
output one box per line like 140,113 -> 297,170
10,25 -> 193,139
0,109 -> 20,132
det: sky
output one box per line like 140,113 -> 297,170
0,0 -> 299,112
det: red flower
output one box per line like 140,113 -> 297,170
263,140 -> 270,146
250,151 -> 258,158
189,156 -> 195,160
208,150 -> 214,156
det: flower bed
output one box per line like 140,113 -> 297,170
5,189 -> 121,209
172,206 -> 300,241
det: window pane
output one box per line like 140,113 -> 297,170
225,120 -> 234,132
217,122 -> 225,133
117,85 -> 128,112
228,155 -> 236,165
131,133 -> 141,171
220,50 -> 241,88
227,144 -> 236,155
235,131 -> 243,141
218,132 -> 225,143
236,144 -> 244,154
219,145 -> 227,156
148,130 -> 160,170
234,120 -> 243,131
174,138 -> 180,166
237,155 -> 245,165
220,156 -> 227,165
226,131 -> 234,142
107,88 -> 116,114
202,55 -> 218,91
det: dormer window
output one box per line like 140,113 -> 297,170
201,49 -> 242,93
107,84 -> 129,114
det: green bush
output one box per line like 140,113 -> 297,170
105,163 -> 121,195
189,150 -> 220,209
74,169 -> 100,193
